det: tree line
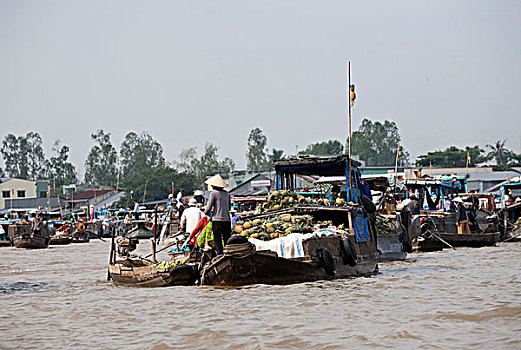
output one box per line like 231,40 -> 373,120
1,120 -> 520,203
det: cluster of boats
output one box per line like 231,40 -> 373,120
3,155 -> 519,288
106,156 -> 521,288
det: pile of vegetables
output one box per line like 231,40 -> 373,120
232,214 -> 314,240
375,216 -> 397,235
152,259 -> 187,269
260,190 -> 348,213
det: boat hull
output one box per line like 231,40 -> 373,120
108,262 -> 197,287
436,232 -> 500,247
50,236 -> 73,245
377,234 -> 407,262
12,236 -> 50,249
200,250 -> 378,287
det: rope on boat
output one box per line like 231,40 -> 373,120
224,242 -> 256,259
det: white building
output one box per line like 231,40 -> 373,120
0,178 -> 38,210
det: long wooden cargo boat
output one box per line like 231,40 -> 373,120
108,259 -> 197,287
200,235 -> 378,286
201,156 -> 381,286
8,224 -> 51,249
435,232 -> 500,247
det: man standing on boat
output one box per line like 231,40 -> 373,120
204,174 -> 231,255
454,197 -> 471,234
176,189 -> 185,217
133,200 -> 140,220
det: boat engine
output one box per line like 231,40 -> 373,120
116,237 -> 139,257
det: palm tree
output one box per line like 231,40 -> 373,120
485,140 -> 510,165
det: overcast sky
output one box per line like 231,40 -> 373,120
1,0 -> 520,178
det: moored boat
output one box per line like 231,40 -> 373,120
8,223 -> 51,249
435,232 -> 500,247
50,234 -> 73,245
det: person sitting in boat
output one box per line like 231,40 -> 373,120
328,185 -> 341,202
194,190 -> 205,205
180,198 -> 205,234
230,208 -> 240,225
454,197 -> 471,234
406,196 -> 420,215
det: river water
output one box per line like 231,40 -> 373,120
1,240 -> 520,349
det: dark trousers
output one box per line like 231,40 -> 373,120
212,220 -> 231,255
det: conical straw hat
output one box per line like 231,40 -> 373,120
205,174 -> 227,188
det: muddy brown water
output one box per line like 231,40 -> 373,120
1,240 -> 520,349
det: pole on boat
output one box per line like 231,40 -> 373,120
154,205 -> 159,244
150,238 -> 157,263
347,61 -> 352,201
393,146 -> 402,196
107,221 -> 116,280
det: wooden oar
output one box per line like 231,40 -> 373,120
430,232 -> 456,250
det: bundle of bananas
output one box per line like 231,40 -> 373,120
232,214 -> 314,241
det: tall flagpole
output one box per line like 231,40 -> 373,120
348,61 -> 352,201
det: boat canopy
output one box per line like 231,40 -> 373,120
273,155 -> 362,202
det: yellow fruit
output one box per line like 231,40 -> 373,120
252,219 -> 262,225
250,233 -> 259,239
271,190 -> 279,196
267,226 -> 275,233
265,223 -> 273,228
282,214 -> 292,222
285,227 -> 293,234
273,205 -> 281,210
281,190 -> 288,196
243,222 -> 252,229
234,225 -> 243,233
240,231 -> 248,237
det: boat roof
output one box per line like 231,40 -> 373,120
274,155 -> 361,176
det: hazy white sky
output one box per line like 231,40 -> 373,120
1,0 -> 520,177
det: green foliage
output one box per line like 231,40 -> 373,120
45,140 -> 77,187
84,129 -> 118,186
1,134 -> 28,179
298,140 -> 343,157
119,166 -> 195,206
176,144 -> 234,189
25,132 -> 46,180
351,119 -> 408,166
1,132 -> 46,180
485,140 -> 514,166
269,149 -> 285,163
246,128 -> 270,171
416,146 -> 485,168
120,131 -> 165,178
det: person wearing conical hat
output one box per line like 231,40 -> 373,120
204,174 -> 231,255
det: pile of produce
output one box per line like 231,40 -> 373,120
260,190 -> 348,213
151,259 -> 187,269
232,214 -> 314,241
375,216 -> 397,235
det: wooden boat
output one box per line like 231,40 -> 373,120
0,224 -> 11,247
8,224 -> 51,249
435,232 -> 500,247
50,234 -> 73,245
200,156 -> 379,287
108,259 -> 198,287
200,234 -> 378,286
